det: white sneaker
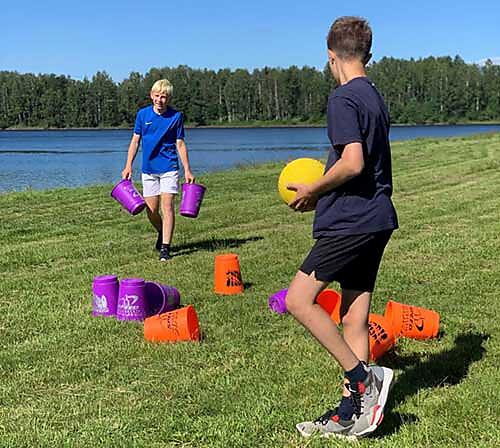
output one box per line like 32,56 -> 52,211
296,408 -> 357,440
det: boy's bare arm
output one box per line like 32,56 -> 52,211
288,142 -> 364,211
176,139 -> 195,183
311,142 -> 364,195
122,133 -> 141,179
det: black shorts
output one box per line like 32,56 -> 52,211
299,230 -> 392,292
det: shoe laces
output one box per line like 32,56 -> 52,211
314,408 -> 339,425
347,382 -> 365,417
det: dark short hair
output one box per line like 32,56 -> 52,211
327,16 -> 372,62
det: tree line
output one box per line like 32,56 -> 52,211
1,55 -> 499,129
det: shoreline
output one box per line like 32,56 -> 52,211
0,132 -> 500,198
1,124 -> 325,132
1,132 -> 499,196
3,121 -> 500,131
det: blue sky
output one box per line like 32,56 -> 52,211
2,0 -> 499,82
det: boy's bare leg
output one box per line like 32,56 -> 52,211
340,289 -> 371,364
293,279 -> 392,438
160,193 -> 175,245
286,271 -> 360,371
339,289 -> 371,396
144,195 -> 162,233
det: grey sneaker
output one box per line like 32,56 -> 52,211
348,365 -> 394,437
296,408 -> 357,440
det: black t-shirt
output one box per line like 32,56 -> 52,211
313,77 -> 398,237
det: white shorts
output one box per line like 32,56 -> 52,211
141,171 -> 179,197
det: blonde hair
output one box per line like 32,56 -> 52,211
151,79 -> 173,97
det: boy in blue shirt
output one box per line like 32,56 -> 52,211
122,79 -> 195,261
286,17 -> 398,439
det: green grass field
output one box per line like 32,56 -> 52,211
1,133 -> 500,447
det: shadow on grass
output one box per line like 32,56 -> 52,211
374,332 -> 489,437
172,236 -> 264,256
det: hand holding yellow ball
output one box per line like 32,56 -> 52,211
278,158 -> 325,211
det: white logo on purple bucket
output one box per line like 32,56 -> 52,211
119,294 -> 142,317
94,294 -> 109,313
125,185 -> 140,198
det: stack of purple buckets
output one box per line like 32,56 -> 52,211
92,275 -> 180,320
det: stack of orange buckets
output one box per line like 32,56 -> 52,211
317,290 -> 440,361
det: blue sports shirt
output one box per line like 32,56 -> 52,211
133,105 -> 185,174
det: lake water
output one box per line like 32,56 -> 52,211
1,124 -> 499,192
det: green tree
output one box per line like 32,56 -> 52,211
89,71 -> 118,127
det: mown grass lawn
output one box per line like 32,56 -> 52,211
1,132 -> 500,447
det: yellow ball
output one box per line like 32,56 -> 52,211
278,158 -> 325,204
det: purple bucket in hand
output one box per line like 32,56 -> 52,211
144,282 -> 181,317
111,179 -> 146,215
179,183 -> 206,218
117,278 -> 147,321
268,288 -> 288,314
92,274 -> 119,317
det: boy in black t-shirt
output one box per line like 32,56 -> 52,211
285,17 -> 398,439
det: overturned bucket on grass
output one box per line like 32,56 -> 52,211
268,288 -> 288,314
144,282 -> 181,317
144,305 -> 200,343
316,289 -> 342,324
214,253 -> 244,295
92,274 -> 119,317
368,313 -> 396,361
384,300 -> 440,340
116,278 -> 147,321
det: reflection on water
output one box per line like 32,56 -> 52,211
1,125 -> 499,192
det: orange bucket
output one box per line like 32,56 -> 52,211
384,300 -> 440,340
368,313 -> 396,361
144,305 -> 200,342
214,253 -> 244,295
316,289 -> 341,324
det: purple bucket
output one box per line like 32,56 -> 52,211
144,282 -> 181,317
111,179 -> 146,215
116,278 -> 147,321
179,183 -> 206,218
268,288 -> 288,314
92,274 -> 119,317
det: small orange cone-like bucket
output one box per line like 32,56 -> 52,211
384,300 -> 440,340
368,313 -> 396,361
316,289 -> 341,324
214,253 -> 244,295
144,305 -> 200,342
